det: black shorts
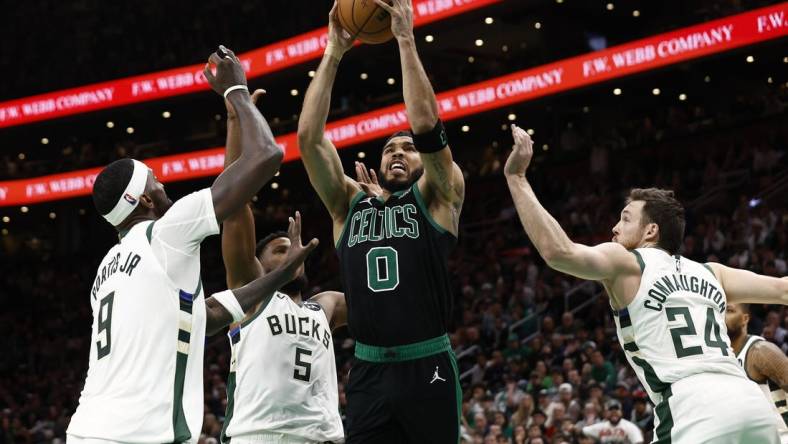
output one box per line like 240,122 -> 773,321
344,351 -> 461,444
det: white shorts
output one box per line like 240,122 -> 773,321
67,436 -> 129,444
652,372 -> 780,444
229,431 -> 321,444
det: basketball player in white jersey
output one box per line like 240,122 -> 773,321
725,303 -> 788,442
216,92 -> 345,443
67,46 -> 319,444
504,123 -> 787,443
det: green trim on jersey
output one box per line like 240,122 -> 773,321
336,191 -> 368,249
631,356 -> 670,393
448,350 -> 463,444
172,352 -> 191,443
631,250 -> 645,273
146,221 -> 155,243
220,371 -> 236,444
240,292 -> 276,328
355,334 -> 451,362
702,263 -> 716,279
653,386 -> 674,444
412,183 -> 448,235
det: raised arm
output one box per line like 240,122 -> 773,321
747,339 -> 788,391
206,212 -> 319,335
297,3 -> 360,227
203,46 -> 283,224
310,291 -> 347,331
503,125 -> 638,289
707,263 -> 788,305
221,90 -> 266,289
376,0 -> 464,212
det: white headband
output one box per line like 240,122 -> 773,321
102,160 -> 149,226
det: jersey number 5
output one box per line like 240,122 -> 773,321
666,306 -> 728,358
294,347 -> 312,382
97,292 -> 115,360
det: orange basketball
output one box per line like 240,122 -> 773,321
336,0 -> 394,44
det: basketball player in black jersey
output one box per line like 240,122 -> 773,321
297,1 -> 465,442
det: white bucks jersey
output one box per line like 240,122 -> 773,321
221,292 -> 343,442
68,221 -> 207,442
613,248 -> 745,404
737,335 -> 788,441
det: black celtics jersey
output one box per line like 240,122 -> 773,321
336,183 -> 456,347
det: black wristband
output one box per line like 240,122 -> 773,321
413,120 -> 449,153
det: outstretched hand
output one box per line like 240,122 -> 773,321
504,124 -> 534,178
355,161 -> 383,197
327,1 -> 354,55
203,45 -> 248,97
372,0 -> 414,41
278,212 -> 320,282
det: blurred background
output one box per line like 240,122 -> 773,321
0,0 -> 786,442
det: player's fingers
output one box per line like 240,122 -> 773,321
329,1 -> 338,20
372,0 -> 395,14
208,52 -> 223,66
220,45 -> 238,62
304,238 -> 320,253
354,162 -> 364,181
294,211 -> 302,240
250,89 -> 266,104
288,216 -> 295,238
203,63 -> 216,83
369,168 -> 379,185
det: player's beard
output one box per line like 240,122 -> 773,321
378,167 -> 423,193
281,271 -> 308,295
727,324 -> 743,341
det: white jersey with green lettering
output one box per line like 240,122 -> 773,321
68,189 -> 220,443
613,247 -> 745,403
737,335 -> 788,443
221,292 -> 343,443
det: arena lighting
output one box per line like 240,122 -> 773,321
502,45 -> 508,52
527,128 -> 535,135
485,17 -> 493,24
633,10 -> 641,17
275,171 -> 280,177
606,3 -> 614,11
2,216 -> 8,223
162,111 -> 171,118
78,209 -> 86,215
17,153 -> 25,160
271,182 -> 279,190
106,121 -> 114,128
582,106 -> 590,113
49,212 -> 56,219
652,88 -> 661,95
556,0 -> 563,3
387,78 -> 396,85
357,152 -> 366,159
425,35 -> 434,42
126,126 -> 134,134
613,88 -> 622,95
308,70 -> 315,78
501,124 -> 508,130
2,4 -> 787,207
704,75 -> 712,82
542,144 -> 549,150
679,93 -> 687,101
746,55 -> 755,62
461,125 -> 470,132
0,0 -> 502,129
290,89 -> 299,96
475,39 -> 484,47
535,22 -> 542,29
41,137 -> 49,144
1,229 -> 7,236
507,113 -> 517,121
360,73 -> 369,80
21,206 -> 28,213
768,77 -> 773,83
784,56 -> 788,63
468,56 -> 475,63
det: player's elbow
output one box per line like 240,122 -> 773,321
542,244 -> 574,269
297,120 -> 321,149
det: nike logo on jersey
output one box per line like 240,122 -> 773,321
430,366 -> 447,384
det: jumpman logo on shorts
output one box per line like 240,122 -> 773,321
430,366 -> 446,384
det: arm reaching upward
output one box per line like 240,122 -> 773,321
297,3 -> 360,238
375,0 -> 464,219
504,124 -> 639,301
221,90 -> 267,289
204,46 -> 283,224
310,291 -> 348,331
206,212 -> 319,335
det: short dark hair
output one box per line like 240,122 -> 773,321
627,188 -> 685,255
255,231 -> 288,258
384,130 -> 413,147
93,159 -> 135,216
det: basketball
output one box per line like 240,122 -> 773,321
337,0 -> 394,44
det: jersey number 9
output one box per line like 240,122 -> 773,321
97,292 -> 115,360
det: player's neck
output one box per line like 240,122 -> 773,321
730,331 -> 748,354
285,291 -> 302,304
